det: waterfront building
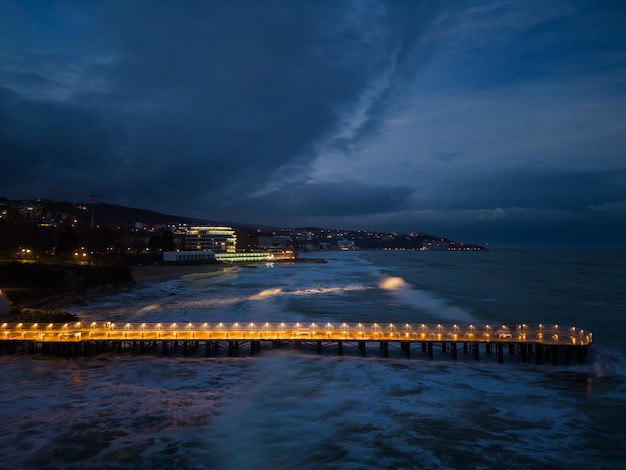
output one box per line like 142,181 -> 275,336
186,226 -> 236,253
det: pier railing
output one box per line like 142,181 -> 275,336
0,322 -> 593,346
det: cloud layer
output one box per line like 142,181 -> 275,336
1,0 -> 625,246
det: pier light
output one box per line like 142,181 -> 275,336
172,323 -> 177,330
218,322 -> 224,330
203,323 -> 208,330
388,323 -> 394,331
280,322 -> 285,331
469,324 -> 474,332
249,322 -> 255,331
234,323 -> 239,331
141,323 -> 146,330
17,323 -> 23,330
554,324 -> 559,332
296,322 -> 301,329
404,323 -> 410,332
75,322 -> 81,329
539,324 -> 544,331
421,323 -> 426,331
109,323 -> 115,330
187,323 -> 193,330
326,322 -> 333,331
437,324 -> 442,331
1,323 -> 6,330
90,322 -> 96,329
311,322 -> 317,331
264,322 -> 270,331
157,323 -> 162,330
125,323 -> 131,330
32,323 -> 38,330
63,323 -> 68,331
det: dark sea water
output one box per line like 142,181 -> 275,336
1,249 -> 625,469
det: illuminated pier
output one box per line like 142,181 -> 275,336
0,322 -> 592,365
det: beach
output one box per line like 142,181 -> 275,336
130,263 -> 227,283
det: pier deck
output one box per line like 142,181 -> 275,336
1,322 -> 592,365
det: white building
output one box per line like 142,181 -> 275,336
186,226 -> 236,253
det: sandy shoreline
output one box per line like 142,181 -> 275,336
130,263 -> 229,283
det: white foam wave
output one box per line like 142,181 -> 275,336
379,276 -> 479,323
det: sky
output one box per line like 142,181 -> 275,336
1,0 -> 625,247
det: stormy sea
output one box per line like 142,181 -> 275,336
1,249 -> 625,469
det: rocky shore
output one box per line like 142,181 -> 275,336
0,262 -> 227,324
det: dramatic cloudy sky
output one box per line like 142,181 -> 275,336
1,1 -> 625,246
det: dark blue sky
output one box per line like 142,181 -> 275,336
1,1 -> 625,247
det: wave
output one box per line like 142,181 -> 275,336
379,276 -> 479,323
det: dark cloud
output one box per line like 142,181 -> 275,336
219,180 -> 415,222
1,1 -> 625,247
1,0 -> 456,216
411,167 -> 626,212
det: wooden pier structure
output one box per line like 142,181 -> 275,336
0,321 -> 593,365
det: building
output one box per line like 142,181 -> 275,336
337,239 -> 355,250
421,239 -> 450,251
163,251 -> 216,263
163,250 -> 279,263
186,226 -> 236,253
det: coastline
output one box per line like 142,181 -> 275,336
0,263 -> 229,323
130,263 -> 228,283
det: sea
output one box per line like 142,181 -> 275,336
1,249 -> 625,469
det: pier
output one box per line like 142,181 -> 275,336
1,321 -> 592,365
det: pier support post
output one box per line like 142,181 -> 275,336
520,343 -> 528,363
359,341 -> 366,356
337,341 -> 343,356
496,343 -> 504,363
404,341 -> 410,359
442,342 -> 447,353
535,343 -> 543,365
508,344 -> 515,356
473,342 -> 480,361
551,346 -> 559,366
317,341 -> 322,354
427,342 -> 433,359
382,341 -> 389,358
421,342 -> 427,353
228,341 -> 234,357
451,342 -> 457,360
565,346 -> 572,365
486,343 -> 492,354
463,342 -> 468,354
